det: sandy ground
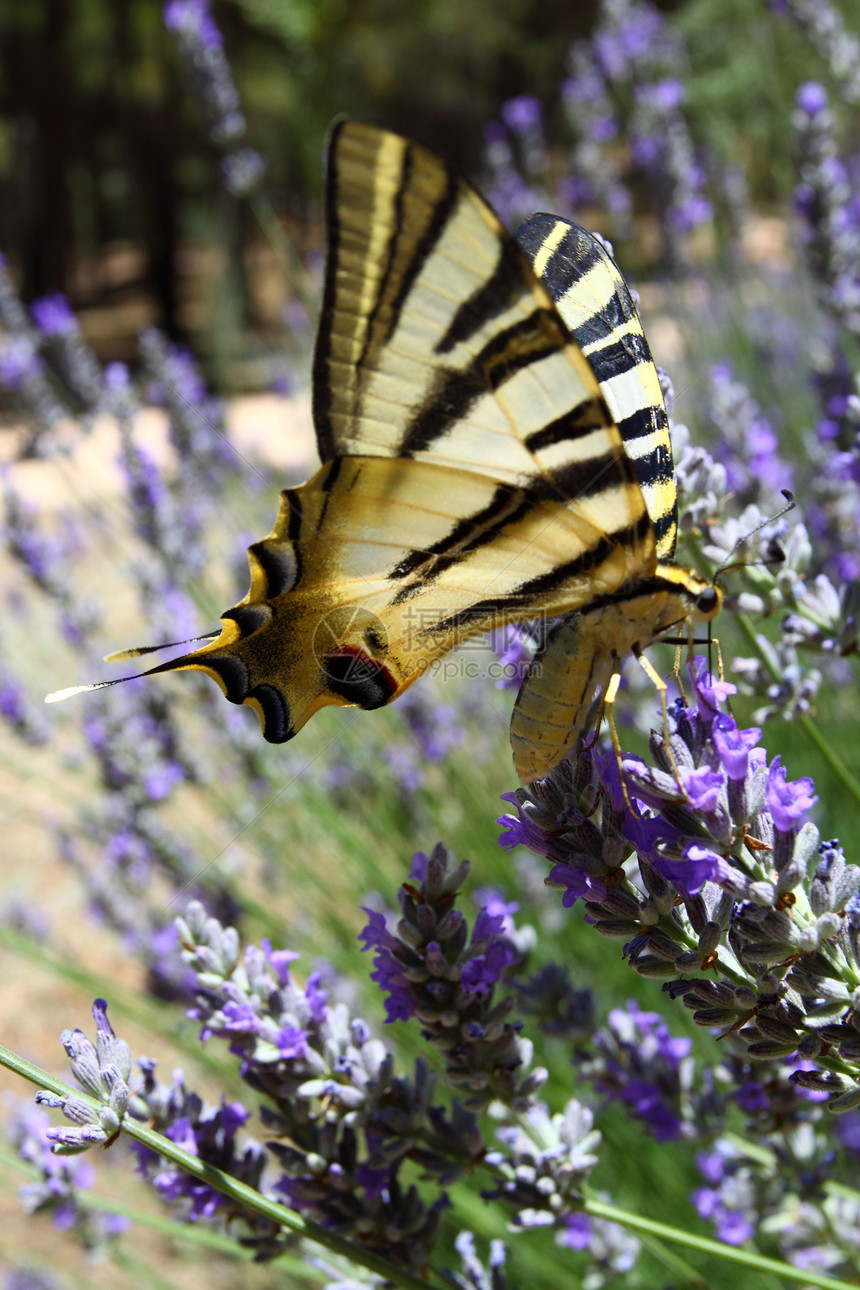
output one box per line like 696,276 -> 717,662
0,393 -> 319,1289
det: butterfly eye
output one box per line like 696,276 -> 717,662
323,648 -> 398,710
696,587 -> 719,616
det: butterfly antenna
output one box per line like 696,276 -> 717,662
104,631 -> 220,663
45,631 -> 221,704
714,489 -> 796,580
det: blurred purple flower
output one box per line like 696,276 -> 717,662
31,294 -> 76,337
501,95 -> 542,134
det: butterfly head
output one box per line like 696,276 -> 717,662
649,564 -> 723,637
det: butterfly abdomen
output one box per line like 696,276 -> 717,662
510,570 -> 721,782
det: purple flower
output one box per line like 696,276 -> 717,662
736,1080 -> 770,1114
594,747 -> 629,813
691,1188 -> 755,1246
796,81 -> 829,115
0,337 -> 43,389
360,909 -> 416,1022
548,863 -> 607,908
497,795 -> 552,854
581,115 -> 612,146
559,1211 -> 592,1250
304,971 -> 328,1024
837,1111 -> 860,1153
275,1025 -> 309,1059
142,759 -> 185,801
668,194 -> 714,232
712,715 -> 762,781
221,147 -> 266,196
688,657 -> 737,718
655,843 -> 732,898
261,938 -> 299,987
622,808 -> 682,864
501,94 -> 542,134
651,77 -> 685,110
631,133 -> 661,165
766,757 -> 818,831
164,0 -> 222,49
31,293 -> 76,337
678,764 -> 724,811
461,940 -> 518,995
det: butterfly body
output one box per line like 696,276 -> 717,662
62,120 -> 721,782
509,571 -> 716,782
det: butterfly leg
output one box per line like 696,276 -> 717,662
713,635 -> 725,679
671,642 -> 689,706
633,647 -> 687,794
603,667 -> 638,814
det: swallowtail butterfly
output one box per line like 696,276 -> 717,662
50,121 -> 721,782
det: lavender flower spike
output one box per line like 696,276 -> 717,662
498,656 -> 860,1107
37,1000 -> 131,1154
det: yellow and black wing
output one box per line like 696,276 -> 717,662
145,122 -> 658,749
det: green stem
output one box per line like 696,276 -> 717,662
0,1045 -> 444,1290
734,611 -> 860,810
584,1197 -> 857,1290
248,191 -> 318,315
8,1040 -> 857,1290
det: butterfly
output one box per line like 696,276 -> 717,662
50,120 -> 721,783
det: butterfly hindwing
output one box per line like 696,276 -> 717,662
508,213 -> 689,780
515,212 -> 677,559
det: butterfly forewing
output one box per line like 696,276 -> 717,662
94,121 -> 714,779
314,123 -> 648,526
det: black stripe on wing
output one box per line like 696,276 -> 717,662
388,483 -> 524,580
436,243 -> 533,355
429,511 -> 654,634
313,121 -> 347,463
378,148 -> 460,353
524,397 -> 610,452
400,309 -> 568,456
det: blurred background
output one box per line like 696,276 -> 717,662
3,1 -> 860,1287
0,0 -> 820,385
